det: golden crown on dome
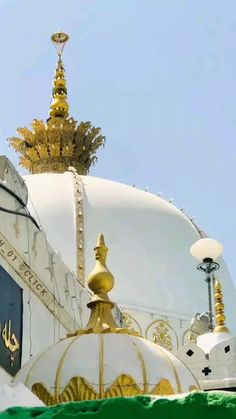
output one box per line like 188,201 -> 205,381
9,31 -> 105,174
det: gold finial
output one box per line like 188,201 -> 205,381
51,31 -> 69,57
85,234 -> 118,333
68,234 -> 132,337
9,31 -> 105,174
49,31 -> 69,118
87,234 -> 114,301
214,280 -> 229,333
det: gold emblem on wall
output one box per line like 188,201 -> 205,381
152,321 -> 173,351
146,320 -> 178,351
182,329 -> 197,345
0,320 -> 20,368
1,320 -> 19,353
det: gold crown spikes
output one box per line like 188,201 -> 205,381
9,117 -> 105,174
8,31 -> 106,174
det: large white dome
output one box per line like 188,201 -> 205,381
24,172 -> 236,345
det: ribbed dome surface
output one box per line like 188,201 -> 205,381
14,333 -> 199,404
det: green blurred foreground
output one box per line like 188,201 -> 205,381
1,392 -> 236,419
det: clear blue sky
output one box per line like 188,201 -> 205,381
1,1 -> 236,282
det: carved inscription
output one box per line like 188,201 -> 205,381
0,232 -> 79,332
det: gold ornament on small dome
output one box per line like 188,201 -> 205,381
9,31 -> 105,174
68,233 -> 132,336
214,280 -> 229,333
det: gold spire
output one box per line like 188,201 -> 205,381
214,280 -> 229,333
49,58 -> 69,118
8,31 -> 105,174
85,233 -> 119,333
68,234 -> 132,336
49,31 -> 69,118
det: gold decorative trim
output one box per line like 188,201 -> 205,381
55,335 -> 82,403
9,33 -> 105,175
182,329 -> 197,345
69,168 -> 85,286
121,312 -> 142,336
9,118 -> 105,174
105,374 -> 141,398
156,345 -> 182,393
32,375 -> 175,405
25,344 -> 56,388
131,337 -> 148,394
69,234 -> 130,336
189,385 -> 199,392
146,320 -> 179,351
32,383 -> 54,406
60,376 -> 97,401
151,379 -> 175,396
214,280 -> 229,333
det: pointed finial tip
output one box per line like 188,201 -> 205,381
97,233 -> 105,247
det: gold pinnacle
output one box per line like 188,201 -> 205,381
87,234 -> 114,300
67,234 -> 134,337
51,31 -> 69,57
9,31 -> 106,175
49,31 -> 70,118
214,280 -> 229,333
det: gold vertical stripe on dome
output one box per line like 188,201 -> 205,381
157,345 -> 181,393
99,334 -> 105,399
55,335 -> 81,402
131,338 -> 148,394
25,343 -> 56,388
70,168 -> 85,286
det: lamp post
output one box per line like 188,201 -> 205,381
190,238 -> 223,332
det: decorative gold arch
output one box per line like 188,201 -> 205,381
182,329 -> 197,345
146,320 -> 179,351
121,312 -> 142,336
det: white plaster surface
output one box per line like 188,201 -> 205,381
0,383 -> 44,410
0,159 -> 86,375
176,334 -> 236,390
25,173 -> 236,334
197,332 -> 231,353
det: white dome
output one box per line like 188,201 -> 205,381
14,333 -> 199,404
24,172 -> 236,335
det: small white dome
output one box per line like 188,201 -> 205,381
14,333 -> 199,405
